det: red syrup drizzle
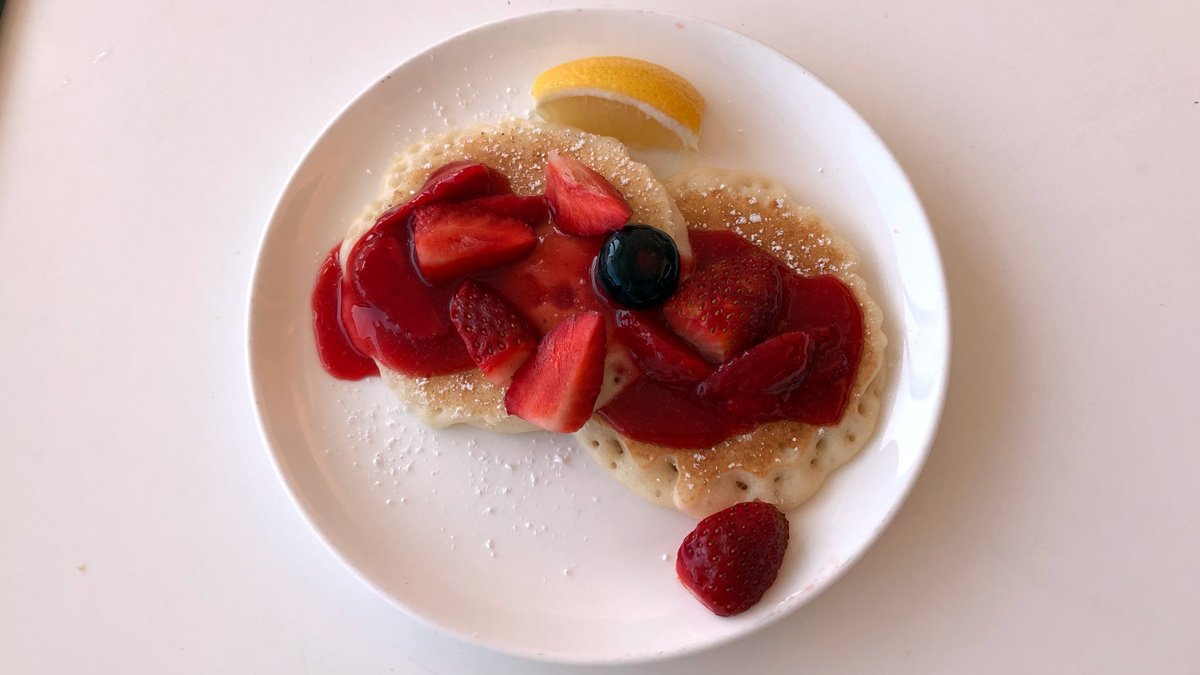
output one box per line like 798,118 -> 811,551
311,244 -> 379,380
597,230 -> 864,448
311,162 -> 511,378
311,162 -> 864,448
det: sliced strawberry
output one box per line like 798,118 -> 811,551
369,161 -> 506,238
699,331 -> 812,397
448,280 -> 538,386
463,194 -> 549,225
662,247 -> 782,363
544,150 -> 632,236
676,501 -> 790,617
613,309 -> 712,384
415,160 -> 512,203
411,203 -> 537,284
504,311 -> 607,432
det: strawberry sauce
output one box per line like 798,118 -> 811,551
311,162 -> 510,378
311,162 -> 864,448
599,230 -> 864,447
312,245 -> 379,380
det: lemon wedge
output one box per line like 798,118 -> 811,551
532,56 -> 705,151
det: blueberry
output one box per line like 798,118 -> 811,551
596,224 -> 680,309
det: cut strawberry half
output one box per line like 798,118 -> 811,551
448,280 -> 539,386
613,309 -> 712,384
699,331 -> 813,397
411,203 -> 537,285
544,150 -> 632,236
462,194 -> 550,226
370,161 -> 509,238
662,247 -> 782,363
504,311 -> 607,432
411,160 -> 507,206
676,501 -> 790,617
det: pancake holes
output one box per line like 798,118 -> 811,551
609,461 -> 618,470
590,440 -> 600,448
774,476 -> 782,484
847,434 -> 857,443
815,437 -> 827,451
810,457 -> 818,468
654,489 -> 662,499
668,461 -> 678,473
857,403 -> 867,415
735,480 -> 748,491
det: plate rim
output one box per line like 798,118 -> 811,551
245,7 -> 950,664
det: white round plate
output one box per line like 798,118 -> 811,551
247,8 -> 949,664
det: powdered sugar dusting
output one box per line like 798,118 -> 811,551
666,169 -> 857,277
323,375 -> 606,582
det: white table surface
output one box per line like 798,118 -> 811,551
2,0 -> 1197,672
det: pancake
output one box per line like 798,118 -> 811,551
576,168 -> 887,518
339,118 -> 690,433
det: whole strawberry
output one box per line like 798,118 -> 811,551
676,501 -> 790,616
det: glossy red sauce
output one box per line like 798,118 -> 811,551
311,245 -> 379,380
476,225 -> 605,334
597,230 -> 863,447
312,162 -> 864,448
312,162 -> 511,378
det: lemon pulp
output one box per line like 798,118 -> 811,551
532,56 -> 705,151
